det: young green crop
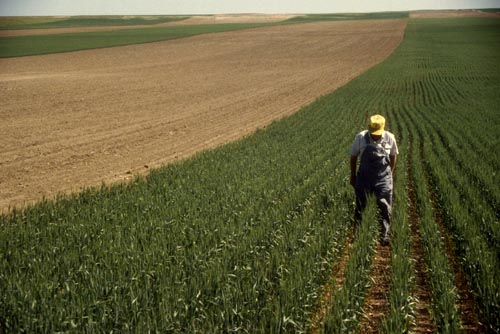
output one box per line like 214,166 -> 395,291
379,124 -> 415,332
0,16 -> 189,30
1,17 -> 499,333
320,199 -> 378,333
284,11 -> 409,24
379,17 -> 500,332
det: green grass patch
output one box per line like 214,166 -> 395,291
285,11 -> 408,23
0,16 -> 65,28
477,8 -> 500,13
0,23 -> 274,57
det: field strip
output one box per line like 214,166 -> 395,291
308,230 -> 355,333
406,138 -> 436,333
357,243 -> 391,333
318,202 -> 379,332
0,19 -> 407,212
418,143 -> 486,332
409,9 -> 500,18
0,14 -> 298,37
0,19 -> 190,37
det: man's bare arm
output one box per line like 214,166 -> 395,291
390,155 -> 397,173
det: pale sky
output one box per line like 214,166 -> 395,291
1,0 -> 499,16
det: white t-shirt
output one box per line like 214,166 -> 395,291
349,130 -> 399,157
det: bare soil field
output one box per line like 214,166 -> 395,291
0,19 -> 407,211
175,14 -> 299,24
410,9 -> 500,18
0,14 -> 299,37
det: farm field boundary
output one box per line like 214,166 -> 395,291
0,22 -> 277,57
0,16 -> 190,30
0,12 -> 410,57
0,19 -> 407,211
0,14 -> 300,37
1,17 -> 499,333
410,9 -> 500,18
283,11 -> 408,24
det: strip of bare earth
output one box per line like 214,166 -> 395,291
0,19 -> 407,212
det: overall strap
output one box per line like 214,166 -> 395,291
364,131 -> 371,145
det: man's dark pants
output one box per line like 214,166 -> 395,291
354,177 -> 393,240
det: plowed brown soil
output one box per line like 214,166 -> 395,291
0,19 -> 407,212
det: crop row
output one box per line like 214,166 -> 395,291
1,83 -> 363,332
314,17 -> 500,333
378,116 -> 413,332
390,18 -> 500,332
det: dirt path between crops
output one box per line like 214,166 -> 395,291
418,143 -> 486,333
0,14 -> 299,37
357,242 -> 392,333
407,138 -> 437,333
308,230 -> 355,333
0,19 -> 407,212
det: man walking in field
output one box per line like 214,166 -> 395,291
349,114 -> 398,245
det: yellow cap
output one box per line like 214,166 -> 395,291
368,114 -> 385,135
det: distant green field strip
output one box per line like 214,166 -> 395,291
0,23 -> 273,57
0,17 -> 64,28
284,11 -> 408,23
478,8 -> 500,13
0,16 -> 190,30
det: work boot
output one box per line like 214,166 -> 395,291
381,234 -> 390,246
